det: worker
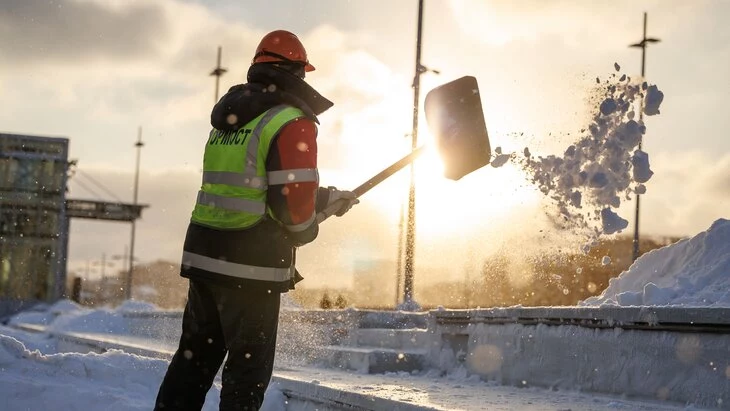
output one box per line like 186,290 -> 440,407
154,30 -> 358,411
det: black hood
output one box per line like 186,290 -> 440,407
211,64 -> 334,131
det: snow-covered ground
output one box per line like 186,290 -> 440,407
2,218 -> 729,410
0,319 -> 691,411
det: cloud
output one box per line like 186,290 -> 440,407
0,0 -> 267,170
446,0 -> 710,49
0,0 -> 169,64
0,2 -> 411,174
632,151 -> 730,237
448,0 -> 613,47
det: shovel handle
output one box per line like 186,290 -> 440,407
352,145 -> 427,197
316,145 -> 428,223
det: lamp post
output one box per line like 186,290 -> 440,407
126,127 -> 144,300
210,46 -> 227,103
401,0 -> 439,309
629,12 -> 661,262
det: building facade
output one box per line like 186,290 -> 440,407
0,134 -> 70,314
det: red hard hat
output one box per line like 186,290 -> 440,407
252,30 -> 315,72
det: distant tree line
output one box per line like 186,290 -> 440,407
67,235 -> 682,310
417,235 -> 682,308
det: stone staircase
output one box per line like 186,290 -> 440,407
282,309 -> 434,375
322,327 -> 431,374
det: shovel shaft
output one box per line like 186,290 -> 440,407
316,145 -> 427,223
352,145 -> 427,197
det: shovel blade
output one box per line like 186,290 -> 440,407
424,76 -> 491,181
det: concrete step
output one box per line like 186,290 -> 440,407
349,328 -> 432,350
322,345 -> 428,374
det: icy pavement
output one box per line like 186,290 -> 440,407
273,364 -> 689,411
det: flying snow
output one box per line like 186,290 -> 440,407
490,65 -> 663,243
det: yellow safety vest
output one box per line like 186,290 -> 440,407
190,104 -> 318,229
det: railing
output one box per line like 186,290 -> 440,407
65,199 -> 148,222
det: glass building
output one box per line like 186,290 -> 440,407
0,134 -> 69,312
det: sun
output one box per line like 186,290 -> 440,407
408,135 -> 540,238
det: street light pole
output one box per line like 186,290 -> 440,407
210,46 -> 227,103
127,127 -> 144,300
629,12 -> 661,262
400,0 -> 441,309
402,0 -> 425,309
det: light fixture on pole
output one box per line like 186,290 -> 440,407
210,46 -> 227,103
629,12 -> 660,262
126,127 -> 144,300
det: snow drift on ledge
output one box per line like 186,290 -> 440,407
581,218 -> 730,307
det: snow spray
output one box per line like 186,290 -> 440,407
492,64 -> 664,248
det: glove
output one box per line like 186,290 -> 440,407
322,187 -> 359,218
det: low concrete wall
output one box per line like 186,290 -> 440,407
431,308 -> 730,409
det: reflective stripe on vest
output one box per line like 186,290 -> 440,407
196,191 -> 266,214
201,167 -> 318,189
191,105 -> 306,229
267,168 -> 319,185
182,251 -> 293,282
202,171 -> 266,189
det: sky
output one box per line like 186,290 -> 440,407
2,220 -> 728,410
1,0 -> 729,288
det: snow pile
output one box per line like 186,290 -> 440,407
0,325 -> 58,354
9,308 -> 56,326
10,299 -> 132,335
49,298 -> 84,314
8,299 -> 82,326
0,334 -> 184,410
582,218 -> 730,307
495,65 -> 664,238
0,330 -> 288,411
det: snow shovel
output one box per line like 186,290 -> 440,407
318,76 -> 491,222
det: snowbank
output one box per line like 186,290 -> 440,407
8,298 -> 83,326
0,334 -> 205,411
0,332 -> 295,410
582,218 -> 730,307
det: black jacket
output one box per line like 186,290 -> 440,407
181,64 -> 333,292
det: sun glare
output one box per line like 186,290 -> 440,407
364,130 -> 540,238
411,154 -> 539,237
331,74 -> 542,242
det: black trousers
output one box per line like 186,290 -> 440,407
154,278 -> 281,411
